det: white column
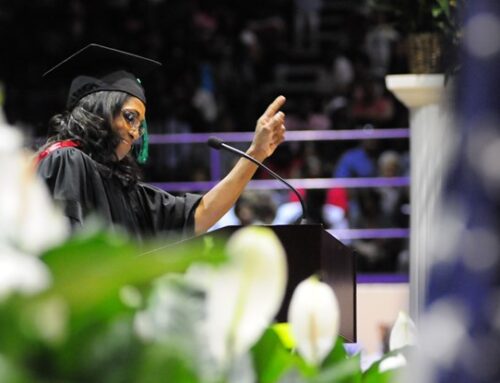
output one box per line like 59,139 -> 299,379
385,74 -> 453,324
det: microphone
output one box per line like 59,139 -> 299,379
207,137 -> 308,224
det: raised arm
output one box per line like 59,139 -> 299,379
194,95 -> 286,234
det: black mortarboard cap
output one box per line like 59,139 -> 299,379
43,43 -> 162,109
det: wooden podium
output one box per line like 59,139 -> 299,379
198,224 -> 357,343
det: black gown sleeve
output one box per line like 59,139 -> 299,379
133,183 -> 203,238
36,147 -> 105,227
37,146 -> 203,239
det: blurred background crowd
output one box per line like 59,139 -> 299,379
0,0 -> 412,274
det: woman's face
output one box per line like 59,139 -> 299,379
112,96 -> 146,160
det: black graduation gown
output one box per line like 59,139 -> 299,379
37,147 -> 202,241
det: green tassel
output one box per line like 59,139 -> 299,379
137,120 -> 149,164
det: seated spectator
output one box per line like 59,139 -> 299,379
334,138 -> 379,227
285,97 -> 331,131
350,150 -> 409,272
376,150 -> 403,226
350,79 -> 395,126
209,190 -> 277,230
235,190 -> 277,225
364,11 -> 400,78
335,138 -> 378,178
274,154 -> 349,229
350,189 -> 400,272
273,188 -> 349,230
294,0 -> 323,51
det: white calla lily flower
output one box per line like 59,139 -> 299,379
0,124 -> 69,255
379,353 -> 407,373
13,165 -> 69,254
204,226 -> 287,365
0,244 -> 52,301
389,311 -> 417,351
288,276 -> 340,366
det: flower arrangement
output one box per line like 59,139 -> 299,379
368,0 -> 464,74
0,122 -> 414,382
367,0 -> 462,36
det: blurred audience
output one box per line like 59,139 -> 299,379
209,190 -> 277,230
0,1 -> 410,273
293,0 -> 322,52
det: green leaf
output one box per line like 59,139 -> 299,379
321,337 -> 348,368
1,230 -> 226,381
24,230 -> 223,372
308,354 -> 362,383
362,368 -> 397,383
0,354 -> 31,383
436,0 -> 450,18
271,323 -> 296,350
251,327 -> 296,383
432,7 -> 443,17
40,230 -> 225,318
361,347 -> 412,383
52,314 -> 141,382
0,298 -> 30,359
133,343 -> 200,383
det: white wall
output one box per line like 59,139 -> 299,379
357,283 -> 409,354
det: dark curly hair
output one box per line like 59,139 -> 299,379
44,91 -> 142,184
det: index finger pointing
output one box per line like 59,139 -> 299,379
263,95 -> 286,118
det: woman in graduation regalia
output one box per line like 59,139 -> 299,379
36,44 -> 286,241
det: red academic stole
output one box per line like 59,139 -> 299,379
35,140 -> 79,166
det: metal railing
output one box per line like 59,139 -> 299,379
149,128 -> 410,242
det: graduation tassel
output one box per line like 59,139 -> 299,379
137,119 -> 149,164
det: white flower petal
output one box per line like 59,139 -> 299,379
0,124 -> 69,255
379,353 -> 407,373
0,245 -> 52,301
288,277 -> 340,366
14,171 -> 69,254
134,310 -> 156,341
0,153 -> 25,235
204,227 -> 287,364
389,311 -> 417,351
32,297 -> 68,345
0,124 -> 23,151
